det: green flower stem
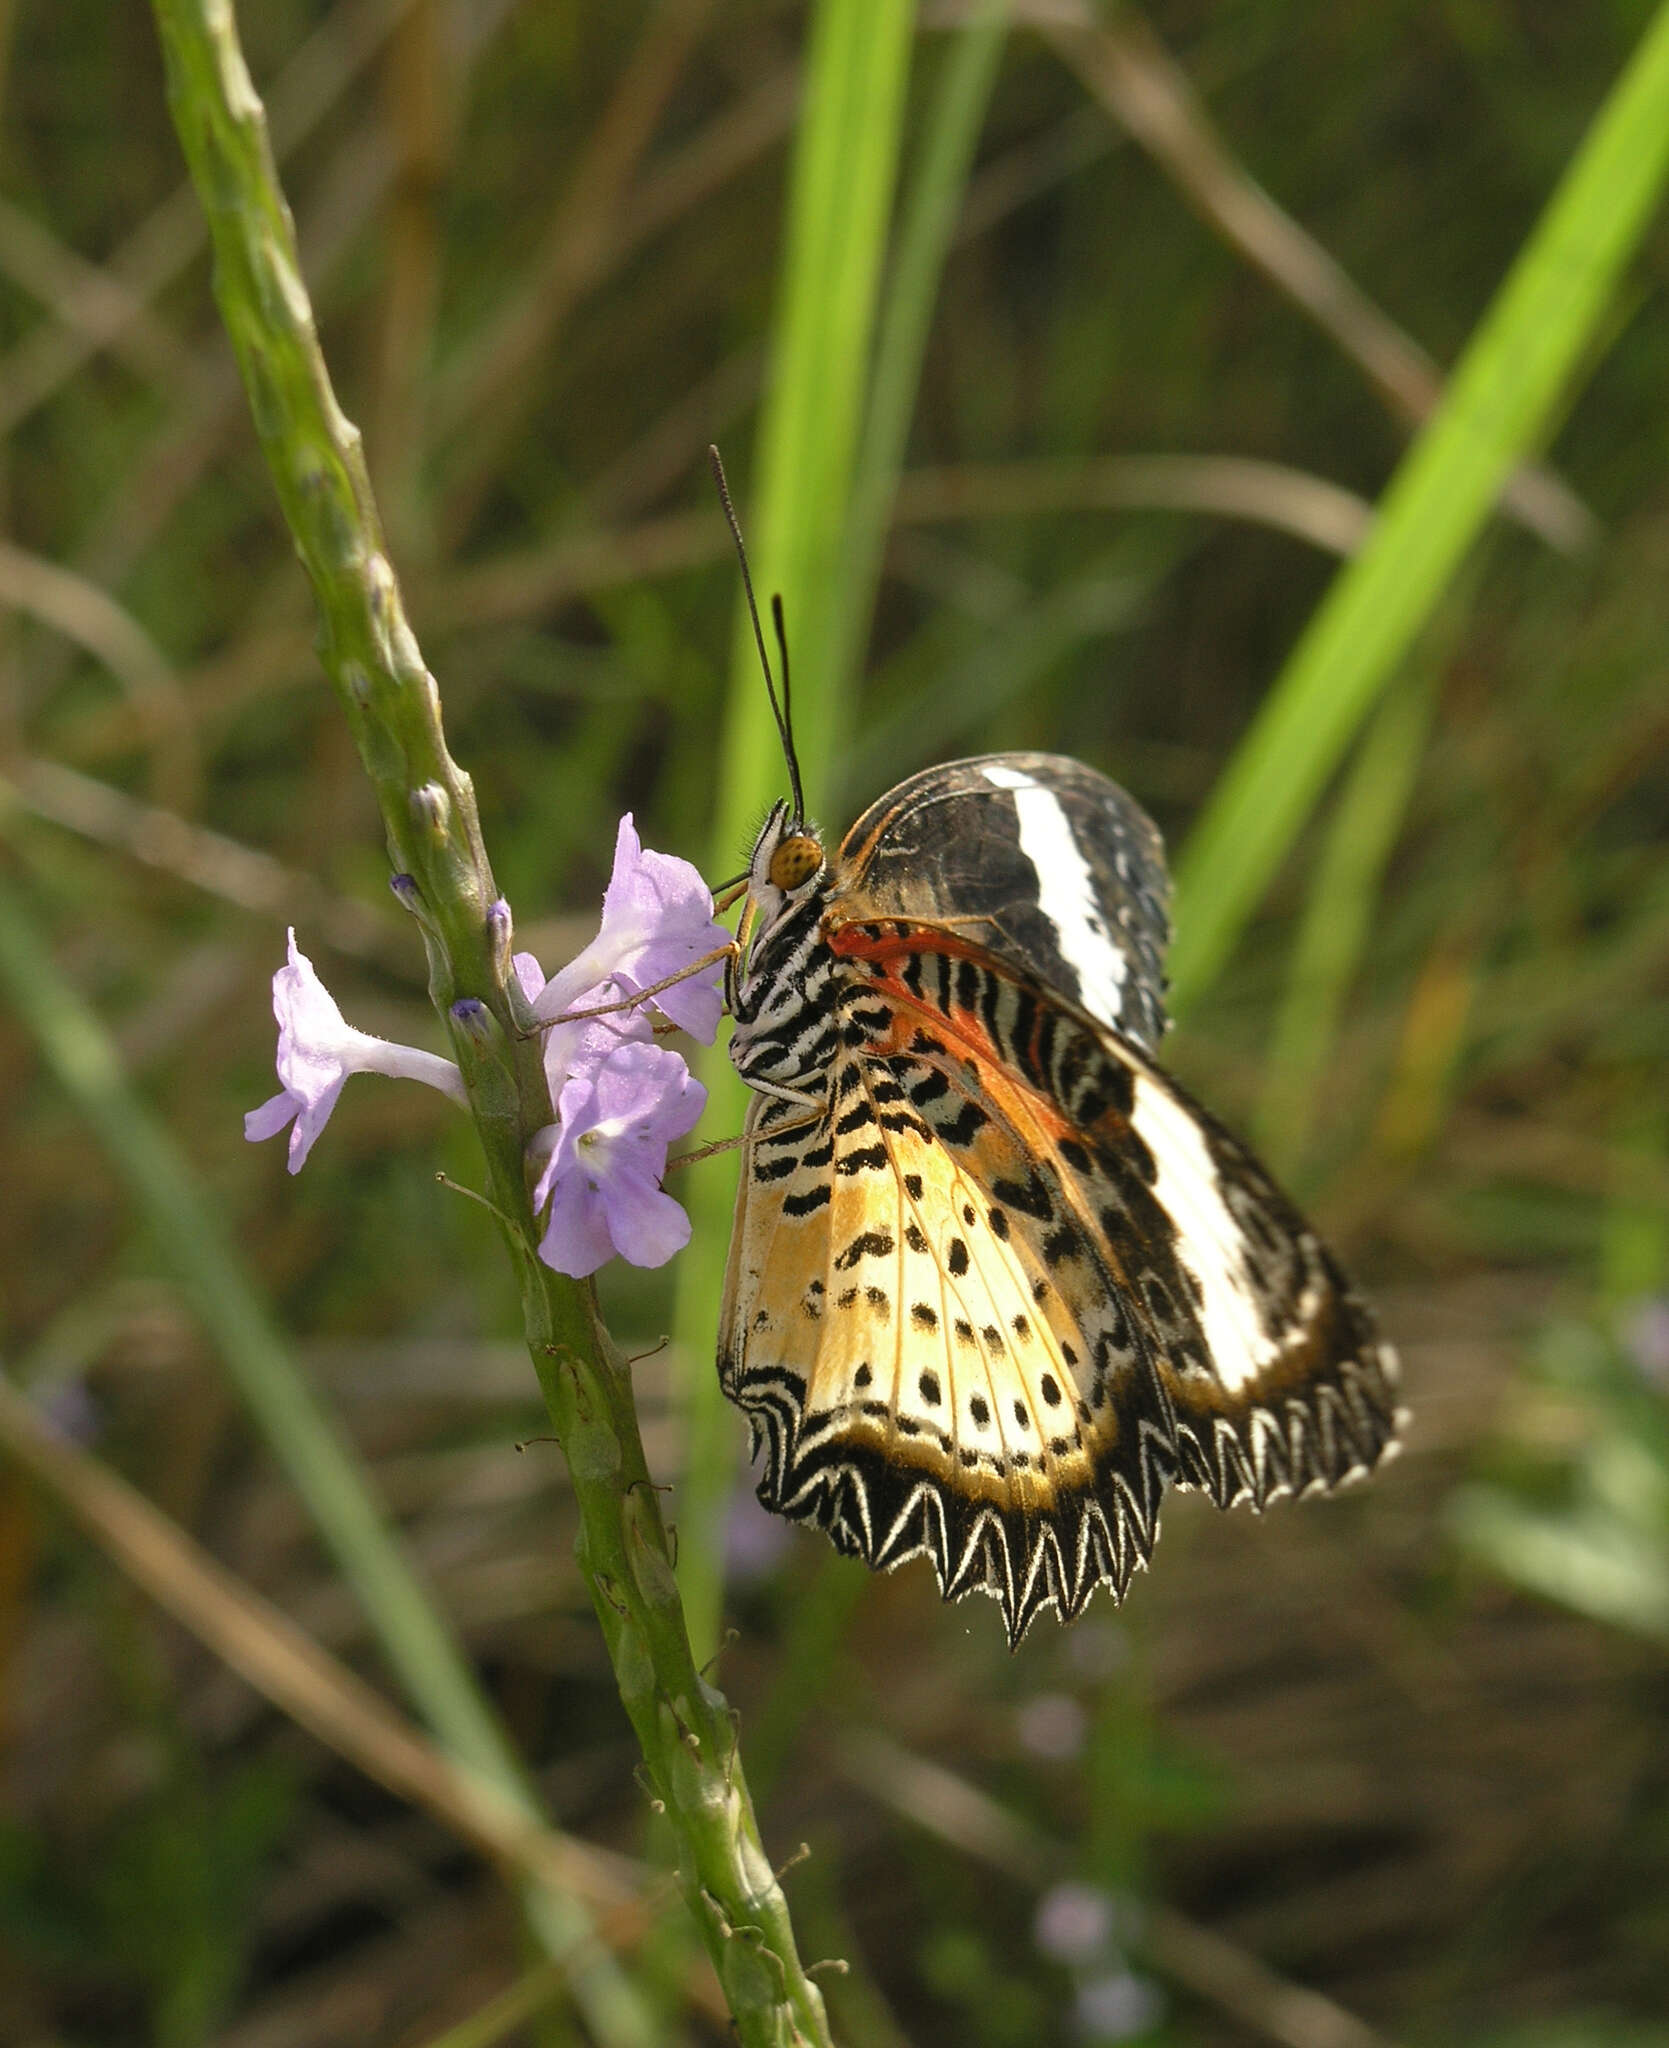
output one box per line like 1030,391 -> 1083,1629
149,2 -> 832,2040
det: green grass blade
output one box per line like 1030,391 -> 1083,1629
1169,1 -> 1669,1013
672,0 -> 918,1660
823,0 -> 1010,715
716,0 -> 918,821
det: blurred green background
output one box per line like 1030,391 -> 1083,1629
3,2 -> 1669,2043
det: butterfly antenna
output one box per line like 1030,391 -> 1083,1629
708,445 -> 803,823
770,593 -> 806,827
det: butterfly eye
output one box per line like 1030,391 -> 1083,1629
768,833 -> 823,890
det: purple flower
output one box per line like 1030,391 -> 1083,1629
245,930 -> 465,1172
252,811 -> 720,1283
1034,1883 -> 1117,1966
531,814 -> 728,1043
532,1040 -> 705,1277
518,954 -> 652,1101
1075,1970 -> 1163,2042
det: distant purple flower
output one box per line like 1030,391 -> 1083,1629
532,1040 -> 705,1277
1034,1883 -> 1116,1966
38,1377 -> 102,1448
725,1487 -> 795,1586
531,814 -> 728,1043
1017,1692 -> 1089,1762
245,930 -> 464,1172
1621,1298 -> 1669,1392
1074,1970 -> 1162,2042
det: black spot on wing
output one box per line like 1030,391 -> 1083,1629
835,1229 -> 895,1269
752,1151 -> 800,1183
837,1143 -> 889,1175
937,1100 -> 988,1147
989,1174 -> 1053,1222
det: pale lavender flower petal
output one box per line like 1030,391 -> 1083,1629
244,1091 -> 304,1144
245,930 -> 465,1173
606,1174 -> 694,1268
538,1163 -> 621,1277
533,1039 -> 705,1277
512,950 -> 545,1004
532,814 -> 728,1042
541,974 -> 653,1100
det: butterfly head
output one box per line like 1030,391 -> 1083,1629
745,798 -> 826,940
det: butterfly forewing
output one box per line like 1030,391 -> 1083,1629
835,753 -> 1172,1055
721,753 -> 1403,1642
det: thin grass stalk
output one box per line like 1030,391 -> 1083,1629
1253,662 -> 1440,1180
1600,1094 -> 1669,1306
0,1364 -> 644,1932
145,4 -> 834,2039
670,0 -> 918,1662
0,879 -> 645,2044
1168,1 -> 1669,1013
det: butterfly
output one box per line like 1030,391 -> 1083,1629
717,745 -> 1403,1644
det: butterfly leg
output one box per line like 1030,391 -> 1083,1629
667,1102 -> 825,1173
542,942 -> 739,1024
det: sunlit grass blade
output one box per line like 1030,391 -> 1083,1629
823,0 -> 1010,718
1169,1 -> 1669,1015
671,0 -> 918,1659
1448,1486 -> 1669,1642
716,0 -> 919,820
